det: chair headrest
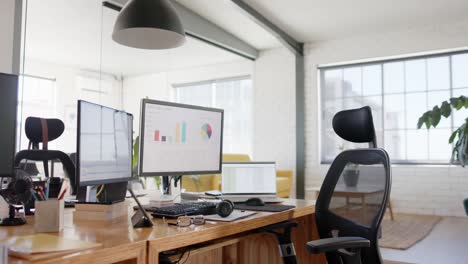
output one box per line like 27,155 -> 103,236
25,117 -> 64,144
332,106 -> 377,147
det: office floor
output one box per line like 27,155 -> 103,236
380,216 -> 468,264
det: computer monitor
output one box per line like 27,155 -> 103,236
138,99 -> 224,176
0,73 -> 18,178
76,100 -> 133,186
221,162 -> 277,195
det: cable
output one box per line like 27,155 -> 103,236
179,249 -> 191,264
96,184 -> 105,197
174,248 -> 191,264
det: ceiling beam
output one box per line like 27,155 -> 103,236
230,0 -> 303,56
103,1 -> 259,60
231,0 -> 306,199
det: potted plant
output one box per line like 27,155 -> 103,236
338,144 -> 361,187
417,95 -> 468,215
343,163 -> 360,187
417,95 -> 468,166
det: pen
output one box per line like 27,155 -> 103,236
31,192 -> 39,201
37,186 -> 46,201
57,186 -> 68,200
45,180 -> 50,200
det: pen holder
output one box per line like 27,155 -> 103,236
34,199 -> 64,233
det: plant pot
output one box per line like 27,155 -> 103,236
343,170 -> 360,187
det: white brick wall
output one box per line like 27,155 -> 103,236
252,48 -> 296,197
304,19 -> 468,217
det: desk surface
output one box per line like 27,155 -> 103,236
3,199 -> 316,264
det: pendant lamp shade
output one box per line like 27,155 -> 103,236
112,0 -> 186,50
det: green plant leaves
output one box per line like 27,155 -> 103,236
440,101 -> 451,117
417,97 -> 468,129
430,106 -> 441,127
449,96 -> 468,110
449,130 -> 458,144
418,96 -> 468,166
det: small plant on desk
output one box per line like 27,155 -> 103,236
343,163 -> 360,187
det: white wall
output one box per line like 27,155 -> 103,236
123,60 -> 253,136
23,59 -> 123,153
0,0 -> 15,73
252,48 -> 296,187
304,19 -> 468,216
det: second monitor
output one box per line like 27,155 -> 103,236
138,99 -> 224,177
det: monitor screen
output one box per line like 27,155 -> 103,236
138,99 -> 223,176
221,162 -> 277,195
0,73 -> 18,178
77,100 -> 133,186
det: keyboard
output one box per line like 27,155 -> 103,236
138,202 -> 218,218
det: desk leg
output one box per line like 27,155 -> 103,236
388,200 -> 395,221
148,249 -> 160,264
362,195 -> 367,223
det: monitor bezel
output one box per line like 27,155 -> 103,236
0,73 -> 18,178
138,99 -> 224,177
76,100 -> 134,186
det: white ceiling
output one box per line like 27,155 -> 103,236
24,0 -> 245,77
178,0 -> 468,46
24,0 -> 468,75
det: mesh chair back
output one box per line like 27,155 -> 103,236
315,148 -> 391,264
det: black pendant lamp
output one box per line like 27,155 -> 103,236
112,0 -> 186,50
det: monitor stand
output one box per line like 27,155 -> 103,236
156,176 -> 182,202
77,182 -> 127,204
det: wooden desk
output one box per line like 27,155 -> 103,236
146,199 -> 325,264
4,209 -> 148,264
2,199 -> 325,264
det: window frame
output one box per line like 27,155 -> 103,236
319,49 -> 468,165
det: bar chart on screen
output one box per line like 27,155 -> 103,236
141,103 -> 222,173
153,122 -> 187,143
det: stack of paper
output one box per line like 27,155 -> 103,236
1,234 -> 101,261
73,201 -> 128,221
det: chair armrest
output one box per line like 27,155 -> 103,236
306,237 -> 370,254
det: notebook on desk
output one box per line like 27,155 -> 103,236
220,162 -> 283,203
1,234 -> 101,261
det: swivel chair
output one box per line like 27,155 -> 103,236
306,106 -> 392,264
15,117 -> 77,194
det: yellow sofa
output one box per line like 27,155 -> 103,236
181,154 -> 293,198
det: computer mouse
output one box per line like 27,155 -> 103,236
245,197 -> 265,206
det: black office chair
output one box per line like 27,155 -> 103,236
24,117 -> 65,177
306,106 -> 391,264
16,117 -> 77,195
332,107 -> 377,148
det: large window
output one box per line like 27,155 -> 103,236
321,51 -> 468,164
175,77 -> 253,155
17,75 -> 57,150
16,74 -> 122,153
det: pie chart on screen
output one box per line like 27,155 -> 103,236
201,123 -> 212,140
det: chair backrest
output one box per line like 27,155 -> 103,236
315,148 -> 391,263
14,150 -> 77,195
25,117 -> 64,150
333,106 -> 377,148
